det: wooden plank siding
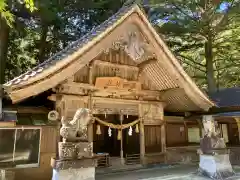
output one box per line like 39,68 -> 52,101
165,117 -> 200,164
216,117 -> 240,146
166,121 -> 188,147
144,125 -> 165,164
144,125 -> 162,153
13,126 -> 57,180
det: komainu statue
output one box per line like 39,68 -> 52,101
60,108 -> 92,142
52,108 -> 97,180
199,120 -> 226,155
198,115 -> 234,179
58,108 -> 94,160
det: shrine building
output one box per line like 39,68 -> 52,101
2,3 -> 215,180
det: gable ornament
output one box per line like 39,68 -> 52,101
104,31 -> 156,63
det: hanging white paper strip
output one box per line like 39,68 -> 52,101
108,127 -> 112,137
128,126 -> 132,136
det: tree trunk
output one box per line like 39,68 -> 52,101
0,18 -> 10,120
0,17 -> 10,84
205,35 -> 217,93
38,23 -> 48,63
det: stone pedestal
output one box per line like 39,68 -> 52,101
54,108 -> 96,180
0,170 -> 15,180
51,158 -> 97,180
199,154 -> 234,179
52,167 -> 95,180
58,142 -> 93,159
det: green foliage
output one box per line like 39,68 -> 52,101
149,0 -> 240,91
0,0 -> 14,26
0,0 -> 36,26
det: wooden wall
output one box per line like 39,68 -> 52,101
216,117 -> 239,146
144,124 -> 165,164
13,126 -> 57,180
164,116 -> 200,164
144,125 -> 162,153
165,116 -> 201,147
166,122 -> 187,147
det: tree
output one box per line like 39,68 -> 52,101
0,0 -> 35,26
0,0 -> 36,85
2,0 -> 126,82
148,0 -> 240,93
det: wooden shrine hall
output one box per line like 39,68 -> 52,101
2,3 -> 215,179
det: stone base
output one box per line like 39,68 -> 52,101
0,170 -> 15,180
51,157 -> 97,170
198,154 -> 234,179
52,167 -> 95,180
51,157 -> 97,180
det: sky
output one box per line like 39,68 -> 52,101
219,2 -> 230,11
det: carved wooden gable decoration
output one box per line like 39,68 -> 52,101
105,24 -> 156,64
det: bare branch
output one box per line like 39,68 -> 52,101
180,60 -> 206,72
216,63 -> 240,72
177,54 -> 205,67
214,0 -> 236,33
171,2 -> 199,22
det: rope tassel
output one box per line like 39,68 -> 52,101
117,130 -> 122,140
96,125 -> 101,135
135,124 -> 139,133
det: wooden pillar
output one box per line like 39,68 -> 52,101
88,65 -> 94,143
234,118 -> 240,142
0,85 -> 2,120
87,93 -> 93,143
197,119 -> 203,138
184,121 -> 188,142
139,103 -> 145,164
88,64 -> 93,85
161,121 -> 166,157
119,113 -> 124,165
55,96 -> 64,158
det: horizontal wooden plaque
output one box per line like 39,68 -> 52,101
95,77 -> 141,90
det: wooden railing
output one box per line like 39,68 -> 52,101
125,154 -> 141,165
95,153 -> 110,168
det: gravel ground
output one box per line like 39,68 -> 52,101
96,165 -> 240,180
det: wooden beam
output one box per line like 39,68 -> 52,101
164,116 -> 184,122
93,60 -> 139,71
48,95 -> 57,101
54,82 -> 164,101
3,106 -> 49,114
